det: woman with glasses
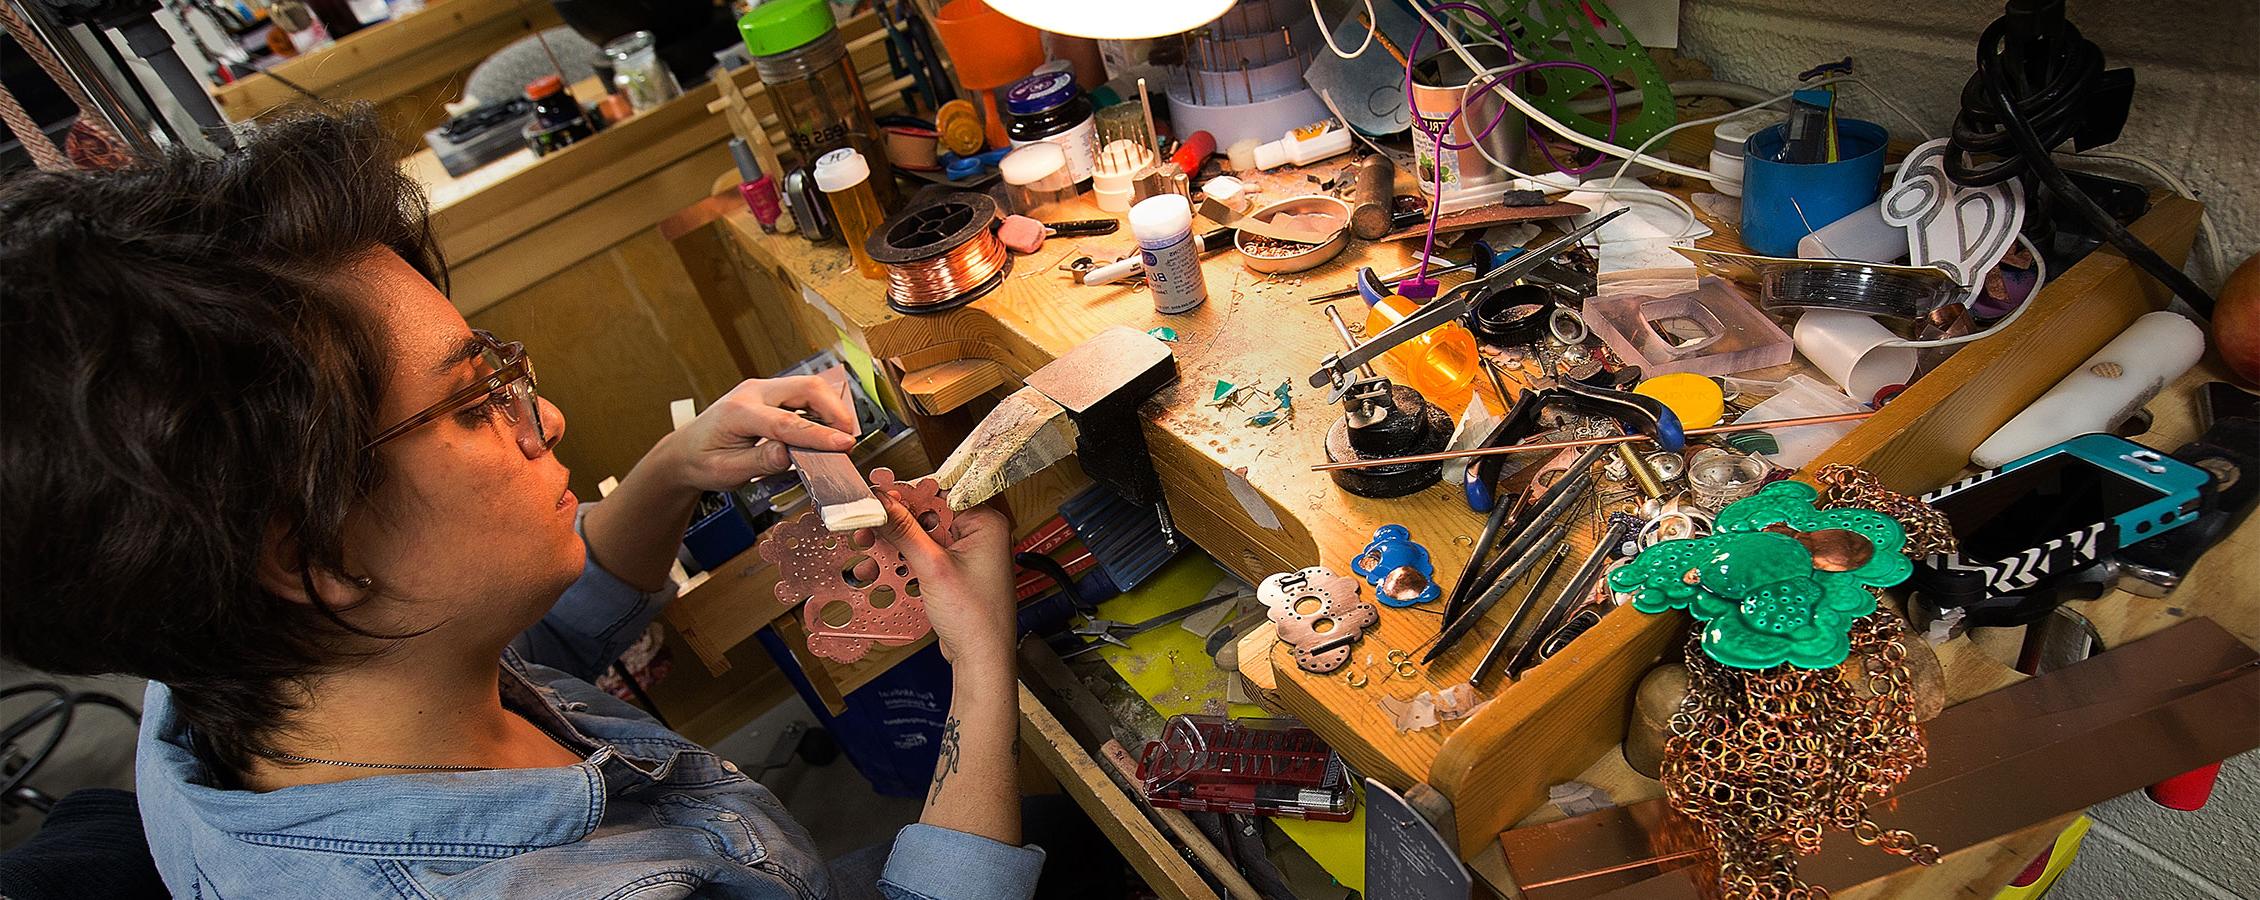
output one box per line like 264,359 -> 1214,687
0,111 -> 1041,899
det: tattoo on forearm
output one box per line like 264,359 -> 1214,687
928,715 -> 961,804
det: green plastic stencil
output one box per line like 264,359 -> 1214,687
1458,0 -> 1675,147
1607,481 -> 1912,669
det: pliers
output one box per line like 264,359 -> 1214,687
1462,378 -> 1686,512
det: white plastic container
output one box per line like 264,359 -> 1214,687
1252,122 -> 1352,171
1792,309 -> 1918,404
1130,195 -> 1207,314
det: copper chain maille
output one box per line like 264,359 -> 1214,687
1658,465 -> 1956,900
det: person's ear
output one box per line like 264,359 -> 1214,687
256,520 -> 371,607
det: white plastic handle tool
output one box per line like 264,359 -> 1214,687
1081,255 -> 1144,286
1971,311 -> 2205,468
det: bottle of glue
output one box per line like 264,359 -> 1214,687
1130,194 -> 1208,314
1252,121 -> 1353,170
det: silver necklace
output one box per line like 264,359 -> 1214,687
271,752 -> 490,772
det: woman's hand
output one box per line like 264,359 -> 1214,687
667,376 -> 858,491
874,498 -> 1018,672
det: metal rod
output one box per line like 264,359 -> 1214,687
1323,305 -> 1376,380
1303,258 -> 1477,303
1470,545 -> 1569,687
1310,410 -> 1882,472
1137,77 -> 1157,154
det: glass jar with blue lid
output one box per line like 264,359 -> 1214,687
1005,71 -> 1096,182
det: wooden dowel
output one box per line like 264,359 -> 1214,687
1308,410 -> 1880,472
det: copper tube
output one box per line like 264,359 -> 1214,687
1308,411 -> 1882,472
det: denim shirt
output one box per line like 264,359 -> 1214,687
135,507 -> 1045,899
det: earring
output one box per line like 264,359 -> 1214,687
347,574 -> 374,589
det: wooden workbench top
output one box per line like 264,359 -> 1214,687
719,170 -> 1692,791
714,172 -> 2231,896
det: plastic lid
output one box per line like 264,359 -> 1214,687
525,75 -> 564,100
602,30 -> 656,58
813,148 -> 870,193
738,0 -> 836,57
1129,194 -> 1193,243
1004,71 -> 1078,116
997,142 -> 1066,186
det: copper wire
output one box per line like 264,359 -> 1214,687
882,224 -> 1009,309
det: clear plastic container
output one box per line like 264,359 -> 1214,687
1584,272 -> 1793,377
815,149 -> 885,279
739,0 -> 897,209
603,31 -> 681,113
1363,293 -> 1478,411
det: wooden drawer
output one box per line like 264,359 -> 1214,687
1410,196 -> 2203,854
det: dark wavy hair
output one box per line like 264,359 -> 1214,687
0,108 -> 446,778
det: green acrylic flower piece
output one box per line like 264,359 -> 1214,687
1607,481 -> 1913,669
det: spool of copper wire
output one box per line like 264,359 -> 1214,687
868,192 -> 1013,314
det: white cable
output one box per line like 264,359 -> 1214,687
1312,0 -> 1378,59
1406,2 -> 1937,191
1405,0 -> 1715,180
1874,232 -> 2047,348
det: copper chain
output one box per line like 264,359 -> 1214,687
1658,465 -> 1957,899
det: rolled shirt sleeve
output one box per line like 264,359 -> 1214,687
877,824 -> 1046,900
509,502 -> 677,681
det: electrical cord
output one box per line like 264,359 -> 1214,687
1311,0 -> 1378,58
2056,148 -> 2227,283
2,682 -> 141,812
1945,3 -> 2215,314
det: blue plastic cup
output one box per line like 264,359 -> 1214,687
1740,119 -> 1887,257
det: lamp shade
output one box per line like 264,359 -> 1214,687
984,0 -> 1235,40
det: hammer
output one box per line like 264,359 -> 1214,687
931,326 -> 1180,544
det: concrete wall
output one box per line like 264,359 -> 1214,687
1679,0 -> 2260,290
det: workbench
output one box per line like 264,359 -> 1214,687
658,162 -> 2239,897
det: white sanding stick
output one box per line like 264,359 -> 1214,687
1971,311 -> 2204,468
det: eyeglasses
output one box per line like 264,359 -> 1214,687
365,330 -> 550,458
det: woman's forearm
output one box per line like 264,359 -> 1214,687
580,430 -> 701,593
919,658 -> 1021,845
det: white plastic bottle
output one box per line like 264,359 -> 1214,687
1130,195 -> 1207,314
1252,121 -> 1353,171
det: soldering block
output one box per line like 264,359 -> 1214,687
998,215 -> 1046,254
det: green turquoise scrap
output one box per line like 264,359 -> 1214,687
1271,381 -> 1293,410
1211,380 -> 1236,403
1148,326 -> 1179,342
1606,481 -> 1911,670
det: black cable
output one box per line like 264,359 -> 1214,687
1945,0 -> 2215,315
1,683 -> 141,810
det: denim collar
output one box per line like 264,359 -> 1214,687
138,656 -> 647,853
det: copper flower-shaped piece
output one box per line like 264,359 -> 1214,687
1607,481 -> 1911,669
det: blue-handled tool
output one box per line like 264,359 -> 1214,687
1459,377 -> 1684,513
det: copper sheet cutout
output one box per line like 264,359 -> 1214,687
759,467 -> 954,664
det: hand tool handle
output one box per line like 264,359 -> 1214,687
1504,517 -> 1635,677
1308,209 -> 1626,389
1437,438 -> 1600,624
1470,545 -> 1571,686
1425,448 -> 1605,664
